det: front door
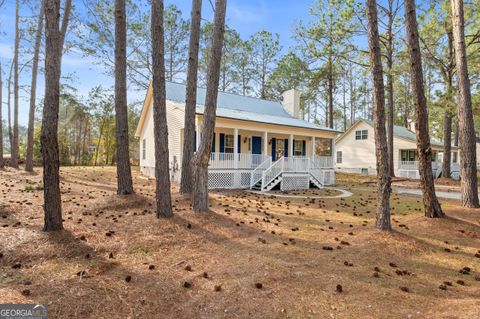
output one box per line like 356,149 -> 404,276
252,136 -> 262,165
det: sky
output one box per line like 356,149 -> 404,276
0,0 -> 316,127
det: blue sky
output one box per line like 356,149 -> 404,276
0,0 -> 315,126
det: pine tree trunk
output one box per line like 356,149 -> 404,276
328,56 -> 334,129
12,0 -> 20,168
385,0 -> 395,177
442,109 -> 452,178
192,0 -> 227,212
26,2 -> 45,172
405,0 -> 444,218
441,25 -> 455,179
114,0 -> 133,195
180,0 -> 202,194
7,63 -> 13,156
349,67 -> 355,125
0,63 -> 3,168
151,0 -> 173,218
366,0 -> 392,230
451,0 -> 479,207
42,0 -> 72,231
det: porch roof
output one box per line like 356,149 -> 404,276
195,105 -> 338,132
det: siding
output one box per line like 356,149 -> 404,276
335,121 -> 423,174
139,100 -> 184,179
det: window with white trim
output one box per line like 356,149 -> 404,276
337,151 -> 342,163
142,139 -> 146,160
355,130 -> 368,140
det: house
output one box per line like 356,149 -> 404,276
135,81 -> 339,191
335,119 -> 460,179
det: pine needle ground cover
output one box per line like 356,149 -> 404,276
0,167 -> 479,318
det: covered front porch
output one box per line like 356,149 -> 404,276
398,149 -> 460,179
187,120 -> 336,190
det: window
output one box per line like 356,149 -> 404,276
224,134 -> 234,153
355,130 -> 368,140
337,151 -> 342,164
401,150 -> 416,162
276,139 -> 285,158
142,139 -> 146,160
294,140 -> 303,156
453,151 -> 458,163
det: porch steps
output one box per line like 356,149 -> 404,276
263,175 -> 282,191
309,174 -> 323,189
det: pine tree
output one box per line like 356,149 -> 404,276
180,0 -> 202,194
192,0 -> 227,212
151,0 -> 173,217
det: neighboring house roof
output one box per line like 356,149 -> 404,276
336,119 -> 455,149
135,81 -> 340,137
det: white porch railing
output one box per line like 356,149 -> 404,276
261,157 -> 285,191
398,161 -> 440,170
209,153 -> 269,169
311,156 -> 334,169
283,156 -> 310,172
250,157 -> 272,188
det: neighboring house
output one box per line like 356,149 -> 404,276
335,119 -> 460,179
135,81 -> 339,191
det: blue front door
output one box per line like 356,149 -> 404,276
252,136 -> 262,165
252,136 -> 262,154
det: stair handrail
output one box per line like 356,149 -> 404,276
249,157 -> 272,188
261,157 -> 284,191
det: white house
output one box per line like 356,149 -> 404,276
335,119 -> 460,179
135,81 -> 339,191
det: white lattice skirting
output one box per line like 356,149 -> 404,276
398,169 -> 420,179
281,174 -> 310,191
322,169 -> 335,186
208,169 -> 253,189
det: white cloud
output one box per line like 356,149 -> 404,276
0,42 -> 13,59
228,1 -> 267,24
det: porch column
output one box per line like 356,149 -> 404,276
311,136 -> 316,158
234,128 -> 239,169
263,131 -> 268,157
289,134 -> 294,157
331,138 -> 336,167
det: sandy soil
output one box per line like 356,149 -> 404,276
0,167 -> 479,319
